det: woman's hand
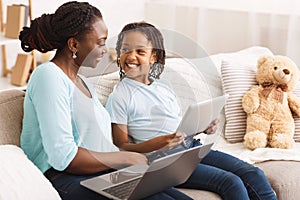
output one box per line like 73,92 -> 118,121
121,151 -> 148,166
65,148 -> 148,174
203,119 -> 219,135
159,132 -> 186,151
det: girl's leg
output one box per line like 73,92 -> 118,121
177,163 -> 250,200
201,150 -> 277,200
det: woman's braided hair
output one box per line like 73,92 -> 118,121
19,1 -> 102,53
116,22 -> 166,80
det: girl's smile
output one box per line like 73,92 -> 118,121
119,31 -> 156,84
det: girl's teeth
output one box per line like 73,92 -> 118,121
127,64 -> 138,68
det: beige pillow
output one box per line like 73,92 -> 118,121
87,71 -> 120,106
221,60 -> 300,143
161,58 -> 215,114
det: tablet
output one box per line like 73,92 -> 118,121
176,94 -> 228,136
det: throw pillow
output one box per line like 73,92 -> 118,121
91,71 -> 120,106
0,145 -> 61,200
161,58 -> 214,114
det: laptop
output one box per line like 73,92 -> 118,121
80,143 -> 213,200
177,94 -> 229,136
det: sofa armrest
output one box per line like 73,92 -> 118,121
0,90 -> 25,146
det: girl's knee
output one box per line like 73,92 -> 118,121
246,166 -> 267,181
219,173 -> 249,200
224,173 -> 244,188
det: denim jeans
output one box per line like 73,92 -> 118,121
177,150 -> 277,200
44,168 -> 192,200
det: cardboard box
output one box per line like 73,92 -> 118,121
11,53 -> 33,86
5,5 -> 27,39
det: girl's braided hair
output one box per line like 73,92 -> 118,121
116,22 -> 166,80
19,1 -> 102,53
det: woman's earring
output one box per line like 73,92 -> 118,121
72,51 -> 77,59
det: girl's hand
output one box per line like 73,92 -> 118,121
159,132 -> 186,151
204,119 -> 219,135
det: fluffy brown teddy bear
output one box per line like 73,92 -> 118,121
242,55 -> 300,150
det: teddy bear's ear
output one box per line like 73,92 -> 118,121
257,56 -> 273,68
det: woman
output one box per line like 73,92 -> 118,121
106,21 -> 277,200
19,2 -> 192,200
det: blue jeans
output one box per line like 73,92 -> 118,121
177,150 -> 277,200
44,168 -> 192,200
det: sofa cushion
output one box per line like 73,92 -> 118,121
255,161 -> 300,200
89,71 -> 120,106
0,90 -> 25,146
178,188 -> 221,200
0,145 -> 61,200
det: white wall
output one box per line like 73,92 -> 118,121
145,0 -> 300,66
0,0 -> 146,75
1,0 -> 300,77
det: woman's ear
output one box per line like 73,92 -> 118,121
67,37 -> 78,54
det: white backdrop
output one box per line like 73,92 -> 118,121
1,0 -> 300,76
146,0 -> 300,66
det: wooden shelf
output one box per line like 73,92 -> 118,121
0,32 -> 19,45
0,0 -> 36,83
0,75 -> 26,91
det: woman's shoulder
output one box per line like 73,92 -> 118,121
27,62 -> 73,93
31,62 -> 60,77
30,62 -> 69,82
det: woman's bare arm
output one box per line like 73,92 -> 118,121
65,147 -> 147,174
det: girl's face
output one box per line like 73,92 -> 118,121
78,18 -> 108,68
119,31 -> 157,83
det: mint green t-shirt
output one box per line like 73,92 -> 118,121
21,62 -> 118,173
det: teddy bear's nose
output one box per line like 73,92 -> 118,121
283,69 -> 290,75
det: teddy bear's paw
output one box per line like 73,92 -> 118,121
242,96 -> 259,114
243,130 -> 268,150
270,134 -> 295,149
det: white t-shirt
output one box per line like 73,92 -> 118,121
73,75 -> 119,152
106,77 -> 181,143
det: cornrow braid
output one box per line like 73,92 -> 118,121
116,22 -> 166,80
19,1 -> 102,53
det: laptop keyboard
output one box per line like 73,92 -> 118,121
103,177 -> 141,199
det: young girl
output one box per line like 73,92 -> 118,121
106,22 -> 277,200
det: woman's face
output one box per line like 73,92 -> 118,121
119,31 -> 156,83
78,18 -> 108,68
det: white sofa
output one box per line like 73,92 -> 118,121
1,46 -> 299,200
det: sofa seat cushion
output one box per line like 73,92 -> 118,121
0,90 -> 25,146
255,161 -> 300,200
178,188 -> 221,200
179,160 -> 300,200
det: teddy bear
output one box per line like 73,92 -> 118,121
242,55 -> 300,150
